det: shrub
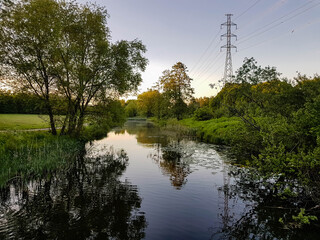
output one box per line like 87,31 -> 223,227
193,106 -> 213,121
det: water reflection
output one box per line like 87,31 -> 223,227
211,167 -> 320,240
2,120 -> 317,239
149,140 -> 192,189
124,121 -> 193,189
0,147 -> 147,239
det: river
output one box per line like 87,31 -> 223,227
0,120 -> 318,239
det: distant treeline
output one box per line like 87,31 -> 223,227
0,91 -> 48,114
0,91 -> 71,114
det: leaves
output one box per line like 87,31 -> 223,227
0,0 -> 148,135
159,62 -> 194,120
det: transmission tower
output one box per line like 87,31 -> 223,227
221,14 -> 237,83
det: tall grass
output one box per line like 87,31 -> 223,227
0,131 -> 83,187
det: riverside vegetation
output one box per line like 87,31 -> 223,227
0,0 -> 146,186
135,58 -> 320,228
0,0 -> 319,234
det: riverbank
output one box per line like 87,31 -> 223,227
151,117 -> 320,227
179,117 -> 242,145
151,117 -> 242,145
0,131 -> 84,187
0,120 -> 116,187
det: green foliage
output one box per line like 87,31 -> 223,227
195,97 -> 210,108
185,58 -> 320,207
0,0 -> 147,136
0,91 -> 45,114
137,89 -> 160,117
278,209 -> 318,229
292,209 -> 318,227
88,99 -> 126,127
159,62 -> 194,120
295,74 -> 320,102
233,57 -> 281,84
180,117 -> 241,145
193,106 -> 213,121
125,100 -> 138,117
83,99 -> 126,140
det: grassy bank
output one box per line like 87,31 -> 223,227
0,113 -> 121,187
0,131 -> 83,187
0,114 -> 49,130
178,117 -> 242,145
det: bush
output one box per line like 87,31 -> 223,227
193,106 -> 213,121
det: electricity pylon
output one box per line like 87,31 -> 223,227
221,14 -> 237,84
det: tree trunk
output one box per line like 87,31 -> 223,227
47,103 -> 57,135
75,110 -> 85,136
59,114 -> 69,136
67,102 -> 79,135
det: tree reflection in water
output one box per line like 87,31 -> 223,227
124,120 -> 193,190
0,148 -> 147,239
211,167 -> 320,240
149,139 -> 192,190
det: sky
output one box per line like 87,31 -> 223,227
77,0 -> 320,98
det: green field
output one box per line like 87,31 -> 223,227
0,114 -> 50,130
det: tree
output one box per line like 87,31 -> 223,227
137,89 -> 159,117
210,58 -> 283,129
195,97 -> 210,108
233,57 -> 281,85
159,62 -> 194,120
0,0 -> 147,136
56,4 -> 148,134
125,100 -> 138,118
0,0 -> 65,134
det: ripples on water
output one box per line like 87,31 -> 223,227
0,121 -> 318,239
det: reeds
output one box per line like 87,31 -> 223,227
0,131 -> 83,187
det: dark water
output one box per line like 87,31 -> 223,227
0,121 -> 319,239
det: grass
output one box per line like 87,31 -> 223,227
179,117 -> 242,145
150,116 -> 243,145
0,131 -> 83,187
0,114 -> 119,187
0,114 -> 50,130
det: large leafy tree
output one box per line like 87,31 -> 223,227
0,0 -> 147,135
0,0 -> 65,134
159,62 -> 194,120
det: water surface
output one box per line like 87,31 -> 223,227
0,120 -> 318,239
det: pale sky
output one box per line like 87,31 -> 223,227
80,0 -> 320,98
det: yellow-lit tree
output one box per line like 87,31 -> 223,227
159,62 -> 194,120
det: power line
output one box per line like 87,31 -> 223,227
196,60 -> 225,88
221,14 -> 237,83
190,29 -> 222,74
193,52 -> 223,81
238,17 -> 320,52
234,0 -> 262,20
192,43 -> 221,79
237,0 -> 320,45
236,0 -> 288,32
194,0 -> 261,89
195,0 -> 320,94
190,0 -> 261,84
